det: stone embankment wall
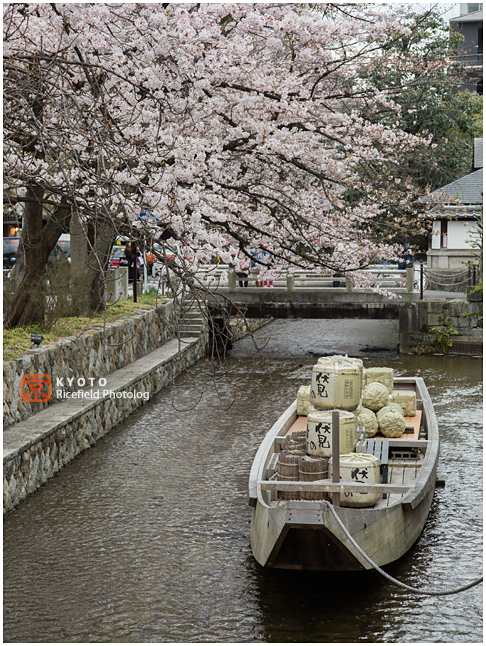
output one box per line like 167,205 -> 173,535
3,336 -> 207,514
3,301 -> 177,429
3,302 -> 270,514
399,298 -> 482,355
231,316 -> 271,341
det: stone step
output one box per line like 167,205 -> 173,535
179,324 -> 205,334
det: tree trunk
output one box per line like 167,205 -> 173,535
70,211 -> 114,317
5,193 -> 71,329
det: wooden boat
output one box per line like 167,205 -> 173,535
248,377 -> 439,571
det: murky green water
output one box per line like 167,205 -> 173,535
3,320 -> 482,643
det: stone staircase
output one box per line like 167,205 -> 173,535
177,305 -> 207,337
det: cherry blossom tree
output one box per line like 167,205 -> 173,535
4,3 -> 448,328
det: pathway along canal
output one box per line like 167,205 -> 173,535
3,320 -> 482,643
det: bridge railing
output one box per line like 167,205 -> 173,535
195,263 -> 417,294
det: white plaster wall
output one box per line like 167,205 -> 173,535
447,220 -> 480,250
431,221 -> 441,249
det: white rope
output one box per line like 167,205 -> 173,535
324,500 -> 483,596
428,278 -> 470,286
427,269 -> 469,278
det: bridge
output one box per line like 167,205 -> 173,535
192,264 -> 476,355
201,265 -> 423,319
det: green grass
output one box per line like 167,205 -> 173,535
3,293 -> 169,360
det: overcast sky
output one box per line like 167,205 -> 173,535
377,3 -> 460,20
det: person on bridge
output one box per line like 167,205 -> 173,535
397,234 -> 413,288
250,247 -> 265,287
397,234 -> 413,270
235,252 -> 249,287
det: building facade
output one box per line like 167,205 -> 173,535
425,138 -> 482,272
450,4 -> 483,94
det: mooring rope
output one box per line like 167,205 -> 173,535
323,500 -> 483,596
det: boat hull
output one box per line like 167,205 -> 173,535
250,486 -> 435,571
249,377 -> 439,571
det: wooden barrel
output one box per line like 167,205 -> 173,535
286,430 -> 306,453
299,455 -> 329,500
289,430 -> 306,442
277,452 -> 300,500
281,435 -> 305,452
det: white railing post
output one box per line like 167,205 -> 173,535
286,274 -> 295,293
228,268 -> 236,293
406,263 -> 414,293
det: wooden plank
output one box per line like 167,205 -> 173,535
258,480 -> 411,494
285,416 -> 307,435
385,465 -> 405,506
388,439 -> 428,448
402,464 -> 419,486
331,410 -> 341,506
400,377 -> 439,512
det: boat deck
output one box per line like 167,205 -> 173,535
268,408 -> 426,509
376,454 -> 423,508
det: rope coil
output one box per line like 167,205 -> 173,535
324,500 -> 483,596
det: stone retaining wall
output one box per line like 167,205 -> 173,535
230,316 -> 272,341
3,301 -> 177,428
399,298 -> 482,355
420,298 -> 482,331
3,337 -> 207,514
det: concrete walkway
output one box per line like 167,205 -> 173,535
3,336 -> 206,513
4,337 -> 199,460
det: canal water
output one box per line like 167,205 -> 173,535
3,320 -> 483,643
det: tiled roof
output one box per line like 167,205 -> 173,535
424,204 -> 482,219
430,168 -> 483,205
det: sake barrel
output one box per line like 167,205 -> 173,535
384,402 -> 405,416
277,452 -> 300,500
311,355 -> 363,411
377,405 -> 406,438
355,406 -> 378,438
306,407 -> 357,457
328,453 -> 381,508
362,382 -> 389,411
299,455 -> 329,500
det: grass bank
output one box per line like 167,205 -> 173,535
3,293 -> 168,360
